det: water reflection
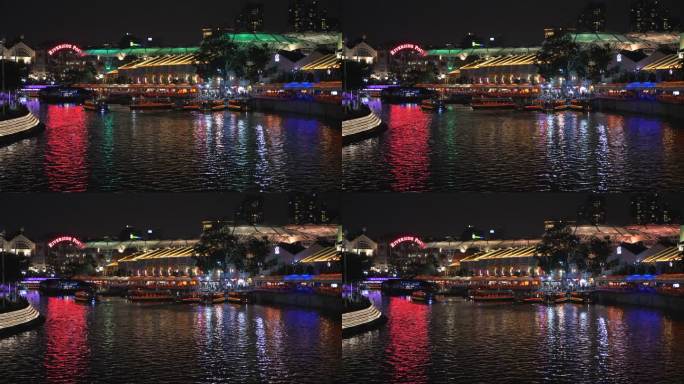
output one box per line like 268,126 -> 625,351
343,294 -> 684,383
0,295 -> 341,383
343,102 -> 684,192
0,103 -> 340,192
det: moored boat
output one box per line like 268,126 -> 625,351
128,289 -> 174,302
471,289 -> 515,302
522,293 -> 544,303
421,99 -> 445,111
227,291 -> 251,304
411,290 -> 428,302
471,98 -> 516,110
84,99 -> 109,112
227,99 -> 250,112
130,99 -> 174,110
178,292 -> 202,304
75,290 -> 97,303
204,292 -> 226,304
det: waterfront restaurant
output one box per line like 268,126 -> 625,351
460,246 -> 542,277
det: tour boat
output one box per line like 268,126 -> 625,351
411,290 -> 428,302
130,100 -> 175,110
521,101 -> 544,111
570,100 -> 591,112
227,292 -> 251,304
522,294 -> 544,303
75,290 -> 97,303
204,292 -> 226,304
178,102 -> 201,111
420,99 -> 445,111
553,293 -> 571,304
471,289 -> 515,302
84,99 -> 109,112
227,99 -> 250,112
178,292 -> 202,304
569,292 -> 592,304
551,101 -> 570,112
128,289 -> 174,302
471,98 -> 517,110
200,100 -> 226,112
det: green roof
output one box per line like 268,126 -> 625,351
86,47 -> 199,57
222,33 -> 298,45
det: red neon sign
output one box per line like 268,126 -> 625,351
390,44 -> 426,57
48,44 -> 85,57
48,236 -> 85,249
390,236 -> 426,249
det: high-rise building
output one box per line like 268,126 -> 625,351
630,0 -> 677,32
288,193 -> 330,225
234,2 -> 265,33
288,0 -> 333,32
577,2 -> 607,32
235,195 -> 265,225
577,195 -> 607,225
630,193 -> 676,225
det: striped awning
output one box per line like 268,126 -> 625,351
460,54 -> 538,70
299,247 -> 340,263
641,247 -> 682,263
642,54 -> 682,71
462,246 -> 538,262
118,247 -> 197,263
118,54 -> 197,70
300,54 -> 340,71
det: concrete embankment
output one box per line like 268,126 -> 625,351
251,290 -> 342,315
0,302 -> 44,338
342,300 -> 386,337
250,97 -> 343,123
0,110 -> 43,145
342,108 -> 385,145
594,291 -> 684,313
592,98 -> 684,121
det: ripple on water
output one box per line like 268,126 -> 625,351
342,103 -> 684,192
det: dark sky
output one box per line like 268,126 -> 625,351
0,194 -> 339,240
341,193 -> 684,239
0,0 -> 340,46
342,0 -> 684,46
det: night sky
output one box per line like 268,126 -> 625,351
0,194 -> 339,240
341,193 -> 684,239
0,0 -> 340,46
342,0 -> 684,46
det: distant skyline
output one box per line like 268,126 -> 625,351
341,193 -> 684,239
0,194 -> 339,240
342,0 -> 683,46
0,0 -> 340,46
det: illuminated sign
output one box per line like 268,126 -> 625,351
48,236 -> 85,249
48,44 -> 85,57
390,43 -> 427,57
390,236 -> 426,249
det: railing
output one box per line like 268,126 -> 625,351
342,302 -> 383,330
0,111 -> 41,139
0,303 -> 40,332
342,110 -> 382,138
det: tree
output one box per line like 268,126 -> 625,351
582,236 -> 616,276
576,44 -> 614,83
0,252 -> 27,284
244,237 -> 276,276
342,252 -> 373,283
535,224 -> 582,276
342,60 -> 371,91
0,60 -> 27,92
195,36 -> 239,81
234,44 -> 273,83
536,34 -> 580,84
193,228 -> 242,274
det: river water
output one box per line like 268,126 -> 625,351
1,292 -> 341,383
0,101 -> 340,192
343,100 -> 684,192
342,291 -> 684,383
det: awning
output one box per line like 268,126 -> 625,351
641,247 -> 682,263
299,247 -> 340,263
300,54 -> 340,71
